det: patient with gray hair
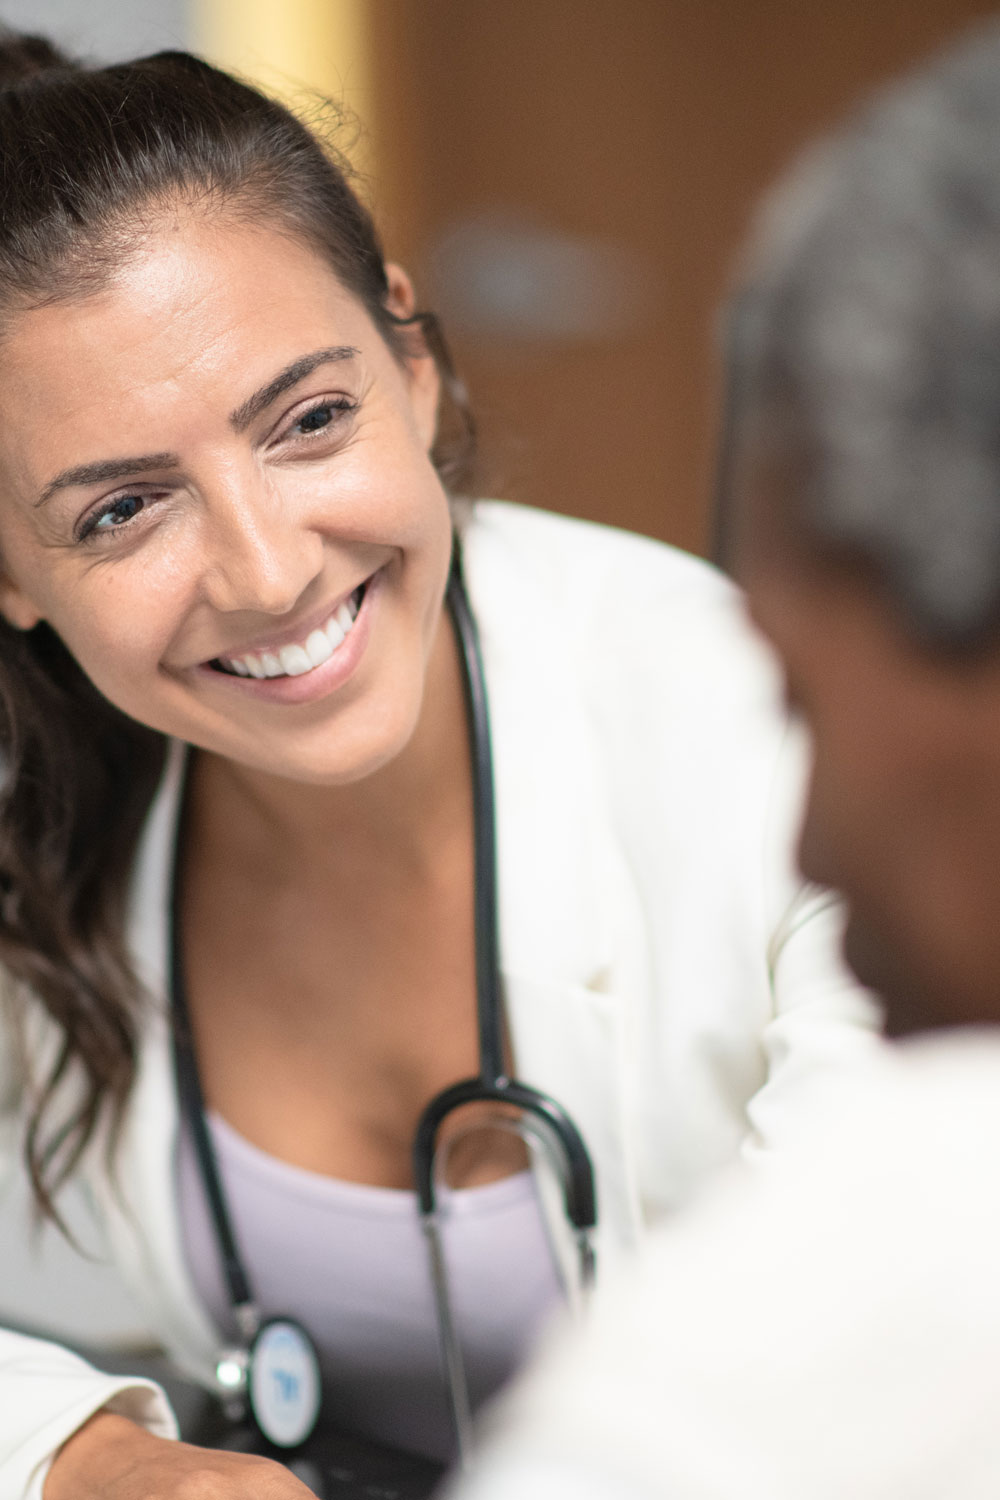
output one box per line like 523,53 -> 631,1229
450,21 -> 1000,1500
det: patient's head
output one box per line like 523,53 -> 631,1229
728,23 -> 1000,1034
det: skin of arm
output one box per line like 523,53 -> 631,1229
44,1411 -> 317,1499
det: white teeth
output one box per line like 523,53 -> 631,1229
219,584 -> 364,680
305,629 -> 334,668
279,643 -> 312,676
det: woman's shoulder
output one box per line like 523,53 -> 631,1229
464,499 -> 733,612
463,499 -> 781,717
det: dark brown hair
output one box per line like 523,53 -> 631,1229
0,28 -> 475,1222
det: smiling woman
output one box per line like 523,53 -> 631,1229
0,218 -> 450,781
0,24 -> 881,1500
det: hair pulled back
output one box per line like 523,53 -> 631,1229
0,28 -> 475,1223
727,20 -> 1000,649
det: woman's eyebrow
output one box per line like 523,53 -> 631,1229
229,345 -> 360,433
33,347 -> 363,508
35,453 -> 178,508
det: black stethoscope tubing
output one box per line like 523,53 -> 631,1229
170,543 -> 597,1458
413,549 -> 596,1226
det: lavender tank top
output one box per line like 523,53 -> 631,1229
176,1114 -> 564,1461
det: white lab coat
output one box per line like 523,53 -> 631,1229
0,502 -> 881,1497
454,1030 -> 1000,1500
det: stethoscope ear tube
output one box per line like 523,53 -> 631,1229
412,1077 -> 597,1232
171,990 -> 256,1319
433,551 -> 598,1238
415,554 -> 598,1468
445,558 -> 506,1086
414,1077 -> 598,1468
171,786 -> 324,1449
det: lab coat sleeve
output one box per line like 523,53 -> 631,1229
0,1329 -> 177,1500
743,722 -> 887,1156
570,531 -> 884,1190
0,1000 -> 177,1499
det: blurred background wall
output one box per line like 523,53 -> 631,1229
3,0 -> 998,554
0,0 -> 185,59
190,0 -> 1000,555
0,0 -> 997,1347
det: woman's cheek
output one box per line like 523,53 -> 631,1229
50,585 -> 177,700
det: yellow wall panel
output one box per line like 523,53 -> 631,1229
189,0 -> 375,170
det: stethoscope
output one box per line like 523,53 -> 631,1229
170,545 -> 598,1465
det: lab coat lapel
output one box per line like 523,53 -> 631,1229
94,741 -> 222,1383
462,508 -> 645,1281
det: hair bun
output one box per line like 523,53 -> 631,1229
0,28 -> 76,87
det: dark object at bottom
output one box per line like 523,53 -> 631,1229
56,1342 -> 446,1499
196,1408 -> 448,1499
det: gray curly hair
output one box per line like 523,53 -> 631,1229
729,21 -> 1000,646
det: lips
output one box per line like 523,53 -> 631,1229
211,582 -> 366,679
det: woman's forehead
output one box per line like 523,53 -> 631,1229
0,218 -> 380,506
0,218 -> 369,396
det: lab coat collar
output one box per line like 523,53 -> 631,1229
460,504 -> 617,992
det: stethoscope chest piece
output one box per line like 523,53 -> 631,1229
241,1317 -> 322,1449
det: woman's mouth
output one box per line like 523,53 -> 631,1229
210,583 -> 367,680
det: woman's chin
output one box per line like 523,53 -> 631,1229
197,698 -> 425,790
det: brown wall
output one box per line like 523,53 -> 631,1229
369,2 -> 999,554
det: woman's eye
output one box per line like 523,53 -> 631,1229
288,399 -> 354,440
82,493 -> 145,539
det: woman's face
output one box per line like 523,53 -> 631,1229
0,208 -> 452,785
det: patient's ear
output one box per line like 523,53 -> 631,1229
0,575 -> 42,631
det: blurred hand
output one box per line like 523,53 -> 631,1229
44,1411 -> 317,1498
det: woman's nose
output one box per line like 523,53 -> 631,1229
197,471 -> 325,617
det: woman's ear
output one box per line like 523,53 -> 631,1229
384,262 -> 418,322
384,263 -> 441,452
0,576 -> 42,632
